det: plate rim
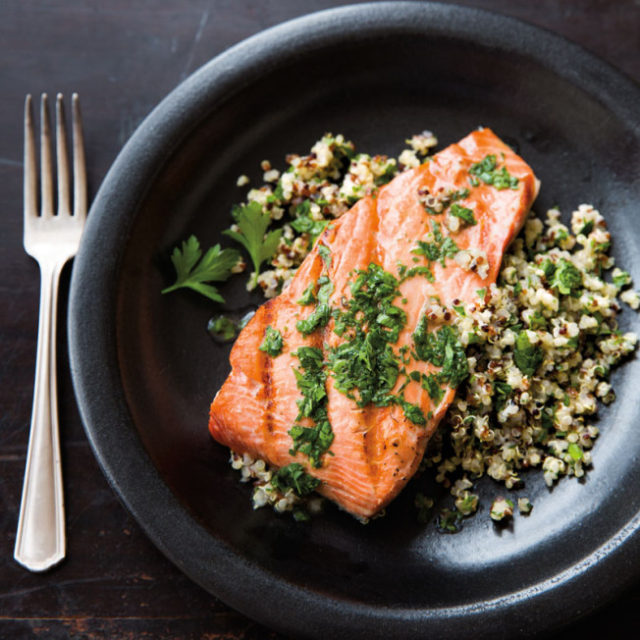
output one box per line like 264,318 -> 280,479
68,2 -> 640,638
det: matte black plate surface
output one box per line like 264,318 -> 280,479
69,3 -> 640,638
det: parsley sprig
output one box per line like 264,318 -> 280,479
161,235 -> 241,303
223,201 -> 282,290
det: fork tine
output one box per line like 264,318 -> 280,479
23,95 -> 37,220
71,94 -> 87,218
40,94 -> 54,217
55,94 -> 71,216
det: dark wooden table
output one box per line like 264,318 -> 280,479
1,1 -> 639,638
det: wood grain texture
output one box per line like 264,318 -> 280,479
0,0 -> 638,638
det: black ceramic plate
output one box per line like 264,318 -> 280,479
69,3 -> 640,638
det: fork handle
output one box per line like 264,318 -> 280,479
14,259 -> 66,571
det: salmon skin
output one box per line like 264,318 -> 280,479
209,128 -> 539,519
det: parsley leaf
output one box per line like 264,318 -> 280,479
296,277 -> 334,335
579,220 -> 594,235
318,244 -> 332,268
513,331 -> 543,376
451,187 -> 470,202
529,310 -> 548,330
290,200 -> 329,245
449,203 -> 477,226
493,380 -> 512,411
297,283 -> 317,306
567,443 -> 583,461
223,201 -> 282,289
161,235 -> 240,303
612,270 -> 631,289
540,258 -> 556,279
550,259 -> 582,296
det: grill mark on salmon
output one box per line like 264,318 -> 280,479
209,128 -> 539,519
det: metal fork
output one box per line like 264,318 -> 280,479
14,94 -> 87,572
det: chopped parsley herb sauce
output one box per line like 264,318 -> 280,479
323,264 -> 425,424
469,154 -> 519,190
289,346 -> 334,467
421,373 -> 444,404
411,221 -> 459,278
402,265 -> 435,283
328,264 -> 405,406
297,282 -> 317,306
451,187 -> 471,202
290,256 -> 477,431
412,319 -> 469,388
271,463 -> 320,496
397,398 -> 426,425
259,325 -> 283,356
296,277 -> 334,334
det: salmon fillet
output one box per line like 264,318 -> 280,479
209,128 -> 539,519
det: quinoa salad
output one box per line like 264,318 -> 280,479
168,131 -> 639,528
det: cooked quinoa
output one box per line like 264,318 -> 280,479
232,132 -> 437,296
226,133 -> 639,527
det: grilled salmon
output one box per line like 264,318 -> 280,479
209,128 -> 539,519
